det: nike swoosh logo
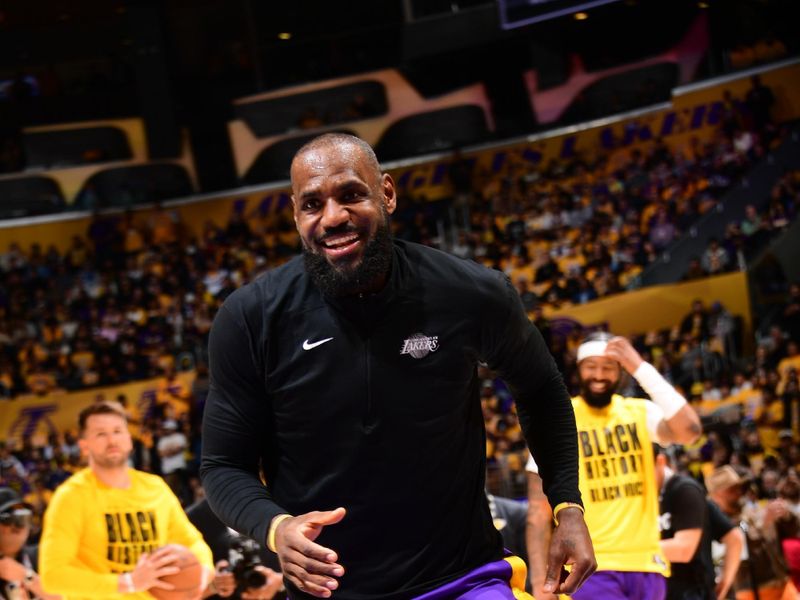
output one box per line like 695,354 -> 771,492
303,337 -> 334,350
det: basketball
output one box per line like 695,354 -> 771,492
149,544 -> 205,600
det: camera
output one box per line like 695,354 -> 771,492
4,582 -> 23,600
227,534 -> 266,591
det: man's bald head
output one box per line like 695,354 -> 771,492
290,133 -> 381,185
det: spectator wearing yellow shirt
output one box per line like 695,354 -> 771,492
155,366 -> 192,417
777,342 -> 800,395
70,339 -> 96,373
0,365 -> 14,398
120,210 -> 146,255
755,387 -> 785,452
507,253 -> 536,286
557,245 -> 585,277
25,365 -> 57,396
41,318 -> 63,347
17,340 -> 48,376
65,235 -> 90,269
148,203 -> 180,246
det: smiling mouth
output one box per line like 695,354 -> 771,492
319,232 -> 362,258
589,381 -> 611,392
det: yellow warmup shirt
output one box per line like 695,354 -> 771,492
40,468 -> 213,600
572,394 -> 669,576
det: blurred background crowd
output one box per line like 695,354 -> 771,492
1,0 -> 800,595
0,76 -> 797,530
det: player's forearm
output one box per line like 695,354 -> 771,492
518,374 -> 580,508
634,362 -> 701,444
200,461 -> 287,550
664,405 -> 702,444
512,341 -> 579,506
526,509 -> 554,590
483,277 -> 580,506
203,303 -> 283,547
718,528 -> 744,598
659,536 -> 698,563
526,472 -> 557,595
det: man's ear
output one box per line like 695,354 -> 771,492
291,195 -> 299,226
382,173 -> 397,215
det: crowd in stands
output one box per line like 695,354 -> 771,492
0,77 -> 799,587
1,78 -> 790,402
0,202 -> 301,399
409,77 -> 790,307
687,166 -> 799,281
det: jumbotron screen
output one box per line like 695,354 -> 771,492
498,0 -> 622,29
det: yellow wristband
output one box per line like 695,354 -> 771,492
552,502 -> 584,526
267,514 -> 292,552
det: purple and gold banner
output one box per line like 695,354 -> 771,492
547,271 -> 751,341
0,371 -> 196,446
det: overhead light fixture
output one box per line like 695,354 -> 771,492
574,11 -> 589,20
697,1 -> 709,7
278,32 -> 292,40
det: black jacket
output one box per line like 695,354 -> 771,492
201,240 -> 579,599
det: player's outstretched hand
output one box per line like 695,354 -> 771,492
542,507 -> 596,595
604,336 -> 643,375
273,507 -> 346,598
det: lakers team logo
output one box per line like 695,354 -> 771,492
400,333 -> 439,359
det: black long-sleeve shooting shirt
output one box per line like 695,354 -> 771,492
201,239 -> 580,600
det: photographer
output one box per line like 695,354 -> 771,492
187,499 -> 282,600
0,487 -> 59,600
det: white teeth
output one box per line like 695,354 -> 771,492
323,234 -> 359,248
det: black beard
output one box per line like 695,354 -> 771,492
579,379 -> 618,408
303,221 -> 393,298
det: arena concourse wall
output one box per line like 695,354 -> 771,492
2,59 -> 799,254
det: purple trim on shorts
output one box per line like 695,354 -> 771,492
571,570 -> 666,600
412,559 -> 516,600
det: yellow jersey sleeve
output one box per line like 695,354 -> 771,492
40,474 -> 121,597
164,485 -> 214,571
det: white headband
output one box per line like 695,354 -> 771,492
577,340 -> 608,362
